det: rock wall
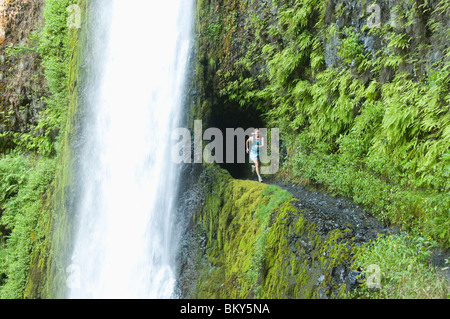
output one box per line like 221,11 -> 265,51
177,0 -> 450,298
0,0 -> 48,146
0,0 -> 87,299
190,0 -> 450,247
177,165 -> 362,299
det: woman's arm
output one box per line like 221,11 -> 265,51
256,137 -> 265,148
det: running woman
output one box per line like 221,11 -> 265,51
246,129 -> 264,182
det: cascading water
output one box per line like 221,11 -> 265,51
68,0 -> 194,299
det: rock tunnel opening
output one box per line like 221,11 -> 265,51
209,99 -> 265,179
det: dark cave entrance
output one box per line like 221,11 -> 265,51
209,100 -> 265,179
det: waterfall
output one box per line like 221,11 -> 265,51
68,0 -> 194,299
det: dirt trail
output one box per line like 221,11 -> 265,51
249,176 -> 400,244
247,175 -> 450,283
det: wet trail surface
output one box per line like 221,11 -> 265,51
176,164 -> 449,297
249,176 -> 400,244
246,176 -> 450,282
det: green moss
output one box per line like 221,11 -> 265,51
190,165 -> 353,299
22,0 -> 88,299
0,0 -> 87,299
194,0 -> 450,249
0,155 -> 56,299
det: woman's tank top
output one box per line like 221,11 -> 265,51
251,138 -> 260,155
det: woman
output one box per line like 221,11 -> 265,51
246,129 -> 264,182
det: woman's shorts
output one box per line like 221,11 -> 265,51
250,152 -> 259,162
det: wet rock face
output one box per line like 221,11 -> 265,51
0,0 -> 48,142
182,0 -> 450,298
323,0 -> 448,78
175,166 -> 398,299
192,0 -> 450,146
241,176 -> 402,296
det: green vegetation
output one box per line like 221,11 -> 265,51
0,154 -> 55,298
189,165 -> 354,299
0,0 -> 448,300
193,0 -> 450,299
194,0 -> 450,248
351,233 -> 449,299
0,0 -> 86,299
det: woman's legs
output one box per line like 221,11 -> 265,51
254,160 -> 262,182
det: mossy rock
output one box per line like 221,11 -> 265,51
184,165 -> 353,299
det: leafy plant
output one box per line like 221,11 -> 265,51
197,0 -> 450,247
0,0 -> 83,298
350,233 -> 449,299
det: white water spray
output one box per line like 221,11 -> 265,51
68,0 -> 194,299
